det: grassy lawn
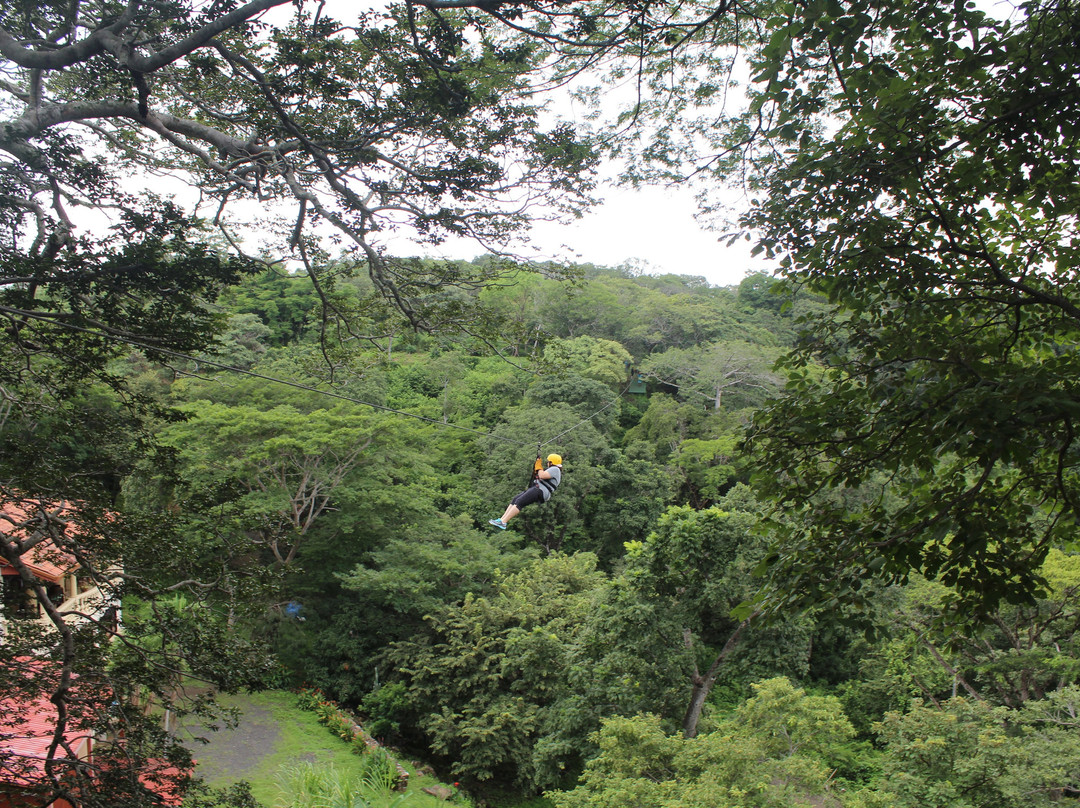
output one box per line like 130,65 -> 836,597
189,690 -> 458,807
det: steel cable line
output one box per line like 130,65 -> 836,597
5,309 -> 631,450
2,309 -> 525,445
538,380 -> 633,448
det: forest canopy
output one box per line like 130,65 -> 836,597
3,0 -> 1080,805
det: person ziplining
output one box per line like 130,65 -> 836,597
489,452 -> 563,530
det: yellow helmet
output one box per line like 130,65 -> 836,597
547,453 -> 563,466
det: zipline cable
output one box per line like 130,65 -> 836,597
8,310 -> 633,451
3,309 -> 525,446
538,380 -> 633,448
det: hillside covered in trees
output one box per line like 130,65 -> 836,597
3,0 -> 1080,805
8,260 -> 1080,807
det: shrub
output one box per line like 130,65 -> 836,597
361,683 -> 410,742
295,687 -> 324,713
274,758 -> 406,808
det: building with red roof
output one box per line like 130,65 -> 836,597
0,499 -> 120,635
0,683 -> 92,808
0,662 -> 183,808
1,498 -> 133,807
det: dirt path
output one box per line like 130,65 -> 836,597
172,691 -> 452,808
179,695 -> 284,785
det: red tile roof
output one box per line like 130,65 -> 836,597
0,500 -> 78,584
0,662 -> 183,805
0,661 -> 92,795
0,694 -> 92,781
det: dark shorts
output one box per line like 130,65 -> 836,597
511,485 -> 545,509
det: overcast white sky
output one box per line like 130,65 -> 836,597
514,183 -> 771,288
253,2 -> 774,289
253,0 -> 1017,289
304,183 -> 769,289
218,1 -> 779,289
417,96 -> 773,288
401,179 -> 774,289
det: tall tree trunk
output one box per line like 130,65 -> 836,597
682,614 -> 756,738
919,633 -> 984,702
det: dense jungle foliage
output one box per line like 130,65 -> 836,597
4,0 -> 1080,804
88,262 -> 1080,805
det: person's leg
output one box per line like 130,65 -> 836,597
492,487 -> 542,527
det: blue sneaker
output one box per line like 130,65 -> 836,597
488,518 -> 507,530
